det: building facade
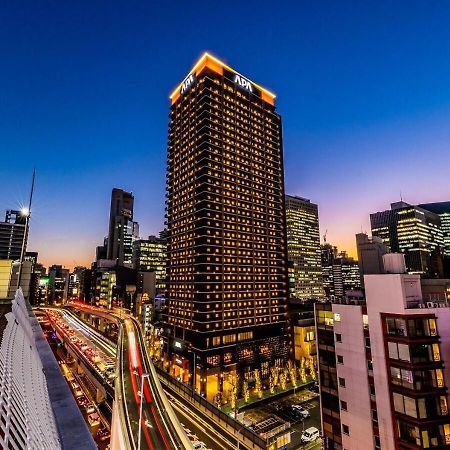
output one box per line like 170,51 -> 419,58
0,210 -> 26,260
48,264 -> 69,304
165,53 -> 289,400
371,202 -> 444,277
107,188 -> 139,267
321,245 -> 361,298
133,234 -> 167,291
316,255 -> 450,449
285,195 -> 323,301
356,232 -> 388,286
420,202 -> 450,277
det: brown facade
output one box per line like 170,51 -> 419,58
164,54 -> 289,399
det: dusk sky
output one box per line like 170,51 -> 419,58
1,1 -> 450,270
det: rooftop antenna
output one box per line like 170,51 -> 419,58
17,168 -> 36,291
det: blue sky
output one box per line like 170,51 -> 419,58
1,1 -> 450,268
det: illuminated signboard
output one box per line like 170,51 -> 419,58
181,74 -> 195,94
234,74 -> 253,92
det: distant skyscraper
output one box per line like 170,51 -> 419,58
48,265 -> 69,304
285,195 -> 323,301
165,53 -> 289,399
321,245 -> 361,297
356,232 -> 388,286
133,234 -> 167,292
96,237 -> 108,261
371,202 -> 444,277
420,202 -> 450,275
107,188 -> 139,267
0,210 -> 26,260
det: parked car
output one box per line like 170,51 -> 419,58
292,404 -> 310,419
301,426 -> 320,443
309,383 -> 320,393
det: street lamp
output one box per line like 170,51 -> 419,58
17,169 -> 35,291
137,372 -> 150,450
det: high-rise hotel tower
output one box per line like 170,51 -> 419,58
165,53 -> 289,400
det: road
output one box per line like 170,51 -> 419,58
48,306 -> 191,449
45,308 -> 116,389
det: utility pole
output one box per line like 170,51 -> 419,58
17,168 -> 36,292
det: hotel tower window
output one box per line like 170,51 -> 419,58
164,53 -> 289,400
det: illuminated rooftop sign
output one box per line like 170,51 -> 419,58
234,74 -> 253,92
180,74 -> 195,95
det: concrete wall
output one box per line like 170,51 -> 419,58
333,303 -> 374,449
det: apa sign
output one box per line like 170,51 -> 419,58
234,74 -> 253,92
181,74 -> 195,94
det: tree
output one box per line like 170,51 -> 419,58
254,369 -> 263,399
279,371 -> 287,390
243,380 -> 250,403
288,360 -> 297,387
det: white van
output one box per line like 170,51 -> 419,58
301,427 -> 320,443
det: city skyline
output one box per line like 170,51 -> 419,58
2,1 -> 450,269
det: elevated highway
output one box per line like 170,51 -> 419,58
61,304 -> 192,450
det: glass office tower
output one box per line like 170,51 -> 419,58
165,53 -> 289,400
285,195 -> 324,301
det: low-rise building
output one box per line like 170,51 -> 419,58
316,254 -> 450,449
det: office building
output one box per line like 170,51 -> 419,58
133,234 -> 167,291
420,202 -> 450,276
289,303 -> 317,377
322,245 -> 361,298
68,266 -> 90,301
96,237 -> 108,261
315,254 -> 450,449
356,232 -> 388,286
371,202 -> 444,277
91,259 -> 137,310
285,195 -> 324,301
165,53 -> 289,400
48,265 -> 69,304
0,260 -> 33,299
107,188 -> 139,267
0,210 -> 26,260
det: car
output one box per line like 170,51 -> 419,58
72,386 -> 83,398
301,426 -> 320,443
97,428 -> 110,441
193,442 -> 207,450
309,383 -> 320,393
88,413 -> 100,427
76,395 -> 88,406
85,404 -> 95,414
292,405 -> 310,419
